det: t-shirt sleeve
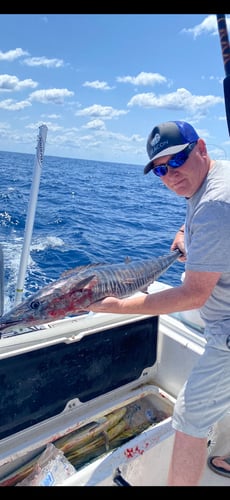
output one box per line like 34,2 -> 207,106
185,201 -> 230,272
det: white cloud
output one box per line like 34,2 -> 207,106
0,74 -> 38,92
181,14 -> 230,39
75,104 -> 128,119
0,48 -> 29,61
29,88 -> 74,104
83,119 -> 106,130
82,80 -> 114,90
0,98 -> 32,110
128,88 -> 223,114
117,71 -> 167,86
23,56 -> 64,68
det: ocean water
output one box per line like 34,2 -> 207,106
0,150 -> 186,313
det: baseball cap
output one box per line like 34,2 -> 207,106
144,120 -> 199,174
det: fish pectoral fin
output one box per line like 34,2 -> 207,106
75,274 -> 96,290
136,285 -> 149,293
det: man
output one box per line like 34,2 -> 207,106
86,120 -> 230,486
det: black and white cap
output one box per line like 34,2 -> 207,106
144,120 -> 199,174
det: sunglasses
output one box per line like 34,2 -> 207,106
151,141 -> 197,177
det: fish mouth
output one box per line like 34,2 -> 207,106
0,320 -> 34,339
0,320 -> 23,332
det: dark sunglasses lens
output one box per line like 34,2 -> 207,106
168,150 -> 188,167
168,142 -> 196,168
152,165 -> 168,177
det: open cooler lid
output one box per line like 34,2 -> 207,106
0,313 -> 159,441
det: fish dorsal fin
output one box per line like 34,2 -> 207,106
60,262 -> 107,279
60,259 -> 131,280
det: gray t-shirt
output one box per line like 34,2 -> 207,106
185,160 -> 230,333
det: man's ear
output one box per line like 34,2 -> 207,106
197,138 -> 207,156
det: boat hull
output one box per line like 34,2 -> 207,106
0,281 -> 229,486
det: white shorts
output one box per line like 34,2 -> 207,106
172,332 -> 230,438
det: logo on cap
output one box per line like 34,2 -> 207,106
150,132 -> 160,148
150,132 -> 169,157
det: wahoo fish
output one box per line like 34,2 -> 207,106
0,249 -> 181,336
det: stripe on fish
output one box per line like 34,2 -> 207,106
0,249 -> 181,336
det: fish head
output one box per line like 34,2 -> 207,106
0,273 -> 95,335
0,288 -> 66,333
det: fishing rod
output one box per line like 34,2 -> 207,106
216,14 -> 230,136
14,124 -> 48,306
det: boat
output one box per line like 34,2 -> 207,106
0,275 -> 230,486
1,15 -> 230,483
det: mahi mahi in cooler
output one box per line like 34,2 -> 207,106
0,249 -> 181,336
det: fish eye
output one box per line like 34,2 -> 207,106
30,300 -> 40,310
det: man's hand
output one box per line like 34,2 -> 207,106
171,227 -> 186,262
86,296 -> 124,314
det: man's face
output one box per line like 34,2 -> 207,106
153,140 -> 207,198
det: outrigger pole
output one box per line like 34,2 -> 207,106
0,245 -> 4,316
14,124 -> 48,306
216,14 -> 230,136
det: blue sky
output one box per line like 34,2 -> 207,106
0,13 -> 230,165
